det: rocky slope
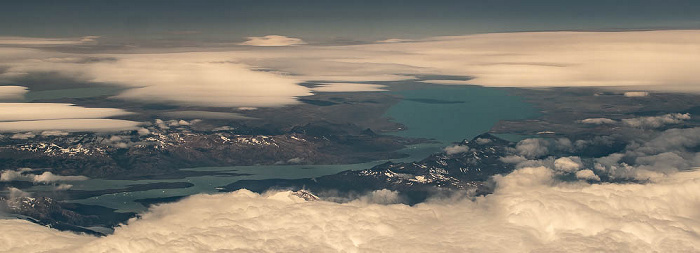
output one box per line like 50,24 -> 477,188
0,121 -> 420,179
222,133 -> 514,203
0,195 -> 135,236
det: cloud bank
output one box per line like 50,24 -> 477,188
0,119 -> 141,132
0,103 -> 139,132
224,30 -> 700,94
505,127 -> 700,182
3,164 -> 700,252
97,54 -> 312,107
340,30 -> 700,91
0,86 -> 27,100
0,103 -> 131,121
580,113 -> 692,128
1,49 -> 313,108
2,30 -> 700,111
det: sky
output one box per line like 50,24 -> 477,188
2,1 -> 700,133
2,2 -> 700,252
2,0 -> 700,42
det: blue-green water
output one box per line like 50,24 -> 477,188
64,142 -> 443,212
67,143 -> 440,196
385,85 -> 539,143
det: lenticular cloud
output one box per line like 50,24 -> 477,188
239,35 -> 306,47
3,166 -> 700,252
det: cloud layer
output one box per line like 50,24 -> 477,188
3,164 -> 700,252
0,103 -> 131,121
2,30 -> 700,111
504,127 -> 700,182
579,113 -> 692,128
0,86 -> 27,100
622,113 -> 691,129
230,30 -> 700,93
0,48 -> 313,108
0,36 -> 98,46
343,30 -> 700,91
95,54 -> 312,107
0,119 -> 141,132
0,103 -> 139,132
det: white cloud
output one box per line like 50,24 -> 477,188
90,54 -> 312,107
0,91 -> 136,133
55,184 -> 73,190
194,30 -> 700,92
444,145 -> 470,155
0,169 -> 88,182
79,36 -> 100,43
553,156 -> 583,173
154,119 -> 168,129
0,119 -> 141,133
0,103 -> 132,122
287,157 -> 304,164
499,155 -> 528,164
0,86 -> 28,100
220,30 -> 700,92
10,132 -> 35,139
0,48 -> 313,108
7,187 -> 31,199
32,172 -> 88,183
624,91 -> 649,97
418,80 -> 473,85
376,38 -> 414,43
239,35 -> 306,47
336,30 -> 700,92
506,128 -> 700,182
622,113 -> 691,129
5,166 -> 700,252
311,83 -> 387,92
41,130 -> 69,136
0,168 -> 32,182
3,30 -> 698,111
475,138 -> 492,145
137,128 -> 151,136
595,127 -> 700,180
0,36 -> 98,46
0,220 -> 94,253
576,169 -> 601,181
516,138 -> 550,158
580,118 -> 617,125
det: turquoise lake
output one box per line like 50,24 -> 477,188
385,84 -> 539,144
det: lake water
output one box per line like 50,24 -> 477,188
64,142 -> 445,212
385,84 -> 539,143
